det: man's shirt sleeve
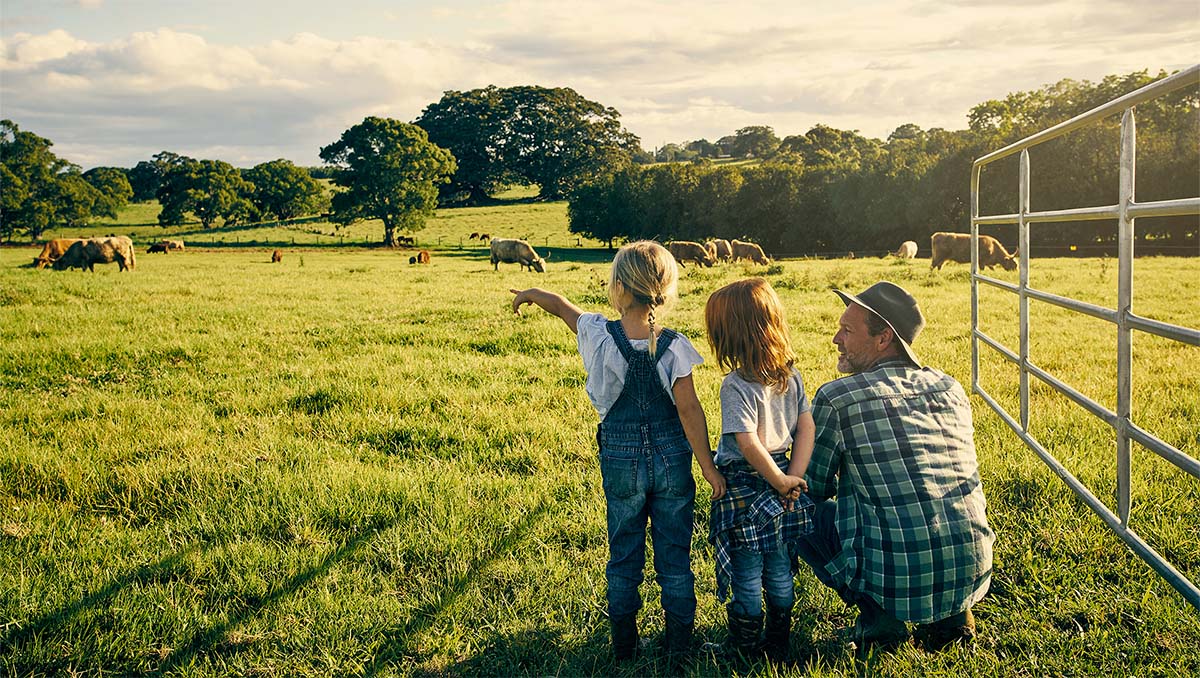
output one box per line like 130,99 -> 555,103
806,390 -> 841,500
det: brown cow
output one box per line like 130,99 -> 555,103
147,242 -> 170,254
271,249 -> 283,263
33,238 -> 82,269
709,238 -> 733,262
668,241 -> 715,267
731,239 -> 770,265
893,241 -> 918,259
930,232 -> 1017,271
478,233 -> 491,242
469,232 -> 480,240
417,250 -> 431,264
53,236 -> 136,272
397,235 -> 416,247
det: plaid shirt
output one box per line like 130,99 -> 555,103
708,457 -> 815,603
807,358 -> 994,623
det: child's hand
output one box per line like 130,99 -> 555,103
703,468 -> 727,500
780,476 -> 806,511
510,288 -> 536,315
772,473 -> 803,498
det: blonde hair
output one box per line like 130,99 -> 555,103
608,240 -> 679,357
705,278 -> 795,390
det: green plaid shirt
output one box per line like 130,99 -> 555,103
807,358 -> 994,623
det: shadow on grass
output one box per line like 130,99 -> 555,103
361,501 -> 556,677
0,546 -> 201,666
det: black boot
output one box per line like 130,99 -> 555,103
663,616 -> 694,666
611,613 -> 638,661
703,606 -> 763,661
763,602 -> 792,662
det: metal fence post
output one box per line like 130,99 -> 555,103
1019,149 -> 1031,432
971,165 -> 981,396
1116,108 -> 1136,526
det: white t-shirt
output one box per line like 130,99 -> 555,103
575,312 -> 704,419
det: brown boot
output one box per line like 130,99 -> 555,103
762,602 -> 792,662
914,609 -> 975,651
610,613 -> 638,661
843,596 -> 910,650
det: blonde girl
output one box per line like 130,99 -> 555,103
703,277 -> 814,662
510,240 -> 725,664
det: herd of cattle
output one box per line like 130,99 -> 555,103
27,231 -> 1018,275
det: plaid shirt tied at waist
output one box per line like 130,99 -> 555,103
708,454 -> 815,603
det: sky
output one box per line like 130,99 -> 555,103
2,0 -> 1197,169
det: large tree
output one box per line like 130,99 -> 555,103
731,125 -> 781,158
244,159 -> 328,220
155,156 -> 255,228
319,117 -> 456,247
83,167 -> 134,219
416,85 -> 639,203
414,86 -> 511,204
1,120 -> 83,240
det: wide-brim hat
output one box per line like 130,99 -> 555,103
833,281 -> 924,367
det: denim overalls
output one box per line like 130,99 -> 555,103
597,320 -> 697,627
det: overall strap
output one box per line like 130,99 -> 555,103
605,319 -> 637,361
652,327 -> 678,365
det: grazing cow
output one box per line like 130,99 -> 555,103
271,249 -> 283,263
53,236 -> 136,272
490,237 -> 547,272
409,256 -> 417,264
417,250 -> 431,264
469,232 -> 480,240
705,241 -> 718,261
731,239 -> 770,265
930,232 -> 1017,271
668,241 -> 716,267
397,235 -> 415,247
710,238 -> 733,262
165,239 -> 185,251
893,241 -> 918,259
478,233 -> 491,242
33,238 -> 82,269
147,242 -> 170,254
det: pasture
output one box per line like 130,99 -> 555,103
1,227 -> 1198,675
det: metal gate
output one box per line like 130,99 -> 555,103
969,65 -> 1200,609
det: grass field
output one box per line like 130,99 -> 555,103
1,200 -> 1198,676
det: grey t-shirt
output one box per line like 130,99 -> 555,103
715,367 -> 811,466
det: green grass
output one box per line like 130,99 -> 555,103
1,226 -> 1198,675
40,186 -> 604,252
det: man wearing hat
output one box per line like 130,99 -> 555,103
795,281 -> 994,651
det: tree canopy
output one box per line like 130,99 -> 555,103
319,116 -> 457,247
244,159 -> 329,221
416,85 -> 639,203
155,156 -> 255,228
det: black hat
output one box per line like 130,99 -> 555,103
833,281 -> 925,366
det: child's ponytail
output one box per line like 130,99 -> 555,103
609,241 -> 679,358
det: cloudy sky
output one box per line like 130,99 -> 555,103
2,0 -> 1196,169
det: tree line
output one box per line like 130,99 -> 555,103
569,70 -> 1198,255
3,72 -> 1195,250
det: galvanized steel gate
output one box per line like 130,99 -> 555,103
969,65 -> 1200,609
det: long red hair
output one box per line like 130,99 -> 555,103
705,278 -> 795,390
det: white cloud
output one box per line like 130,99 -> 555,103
0,0 -> 1195,168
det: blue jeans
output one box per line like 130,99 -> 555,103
792,498 -> 856,606
729,541 -> 794,617
600,441 -> 697,625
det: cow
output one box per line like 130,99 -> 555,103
417,250 -> 431,264
930,232 -> 1017,271
271,249 -> 283,263
147,242 -> 170,254
705,241 -> 718,262
893,241 -> 918,259
668,241 -> 716,267
409,256 -> 417,264
53,236 -> 136,272
478,233 -> 491,242
397,236 -> 416,247
33,238 -> 82,269
709,238 -> 733,262
490,237 -> 547,272
165,239 -> 185,251
731,239 -> 770,265
469,232 -> 480,240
